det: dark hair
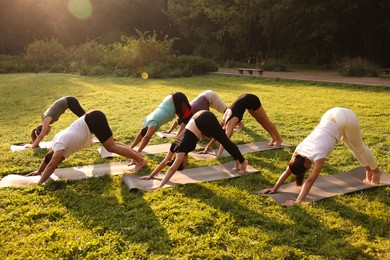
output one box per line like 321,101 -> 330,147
44,150 -> 55,164
167,155 -> 188,171
140,127 -> 148,137
171,92 -> 192,123
30,124 -> 43,143
288,154 -> 306,186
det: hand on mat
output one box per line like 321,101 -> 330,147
196,150 -> 209,154
24,144 -> 33,149
25,171 -> 40,176
139,175 -> 152,180
281,200 -> 296,207
147,184 -> 160,191
128,160 -> 135,166
258,188 -> 276,194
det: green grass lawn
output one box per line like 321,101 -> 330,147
0,73 -> 389,259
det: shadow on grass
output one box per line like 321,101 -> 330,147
50,175 -> 171,257
280,206 -> 371,259
318,189 -> 390,239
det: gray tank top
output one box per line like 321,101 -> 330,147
42,97 -> 68,123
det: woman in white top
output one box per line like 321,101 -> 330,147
260,107 -> 383,206
27,110 -> 147,185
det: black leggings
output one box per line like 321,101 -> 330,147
85,110 -> 113,143
66,96 -> 86,117
195,111 -> 245,163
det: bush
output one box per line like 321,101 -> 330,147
337,57 -> 380,77
24,39 -> 68,65
144,55 -> 218,78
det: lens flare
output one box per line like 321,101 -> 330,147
141,72 -> 149,79
67,0 -> 93,20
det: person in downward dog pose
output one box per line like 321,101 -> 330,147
29,96 -> 86,149
130,92 -> 192,153
140,110 -> 248,190
202,93 -> 282,155
259,107 -> 383,206
27,110 -> 147,184
165,90 -> 244,133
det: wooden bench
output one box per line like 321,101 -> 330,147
238,68 -> 263,76
381,69 -> 390,75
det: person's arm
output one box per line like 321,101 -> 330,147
199,138 -> 217,154
293,158 -> 324,204
130,131 -> 143,149
137,126 -> 157,152
216,119 -> 236,156
30,117 -> 52,149
38,150 -> 65,185
165,120 -> 179,133
25,156 -> 49,176
147,152 -> 185,190
259,166 -> 292,194
176,123 -> 186,135
139,151 -> 174,180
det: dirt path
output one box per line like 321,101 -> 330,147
214,68 -> 390,87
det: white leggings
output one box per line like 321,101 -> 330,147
325,107 -> 378,169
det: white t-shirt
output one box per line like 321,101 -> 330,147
52,116 -> 93,158
295,119 -> 341,162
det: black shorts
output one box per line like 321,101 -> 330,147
227,94 -> 261,123
170,129 -> 198,154
85,110 -> 113,143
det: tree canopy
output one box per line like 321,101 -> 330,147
1,0 -> 389,65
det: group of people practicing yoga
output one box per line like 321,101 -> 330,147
25,91 -> 383,204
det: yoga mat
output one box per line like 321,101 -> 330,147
0,175 -> 42,188
98,143 -> 204,158
254,167 -> 390,204
11,137 -> 100,152
156,131 -> 177,138
122,161 -> 259,190
49,161 -> 138,181
98,143 -> 172,158
189,141 -> 290,160
0,161 -> 139,188
11,141 -> 53,151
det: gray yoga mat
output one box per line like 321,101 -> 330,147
11,137 -> 100,152
122,161 -> 260,191
189,141 -> 290,160
254,167 -> 390,204
98,143 -> 172,158
0,161 -> 138,188
156,131 -> 178,138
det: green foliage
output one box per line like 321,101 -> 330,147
143,55 -> 218,78
0,73 -> 389,258
17,32 -> 194,77
337,57 -> 380,77
24,38 -> 69,68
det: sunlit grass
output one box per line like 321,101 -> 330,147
0,73 -> 389,258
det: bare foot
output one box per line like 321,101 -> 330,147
232,161 -> 241,171
237,160 -> 248,174
132,158 -> 148,172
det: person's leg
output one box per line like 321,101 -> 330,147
103,137 -> 147,171
66,96 -> 86,117
337,109 -> 381,184
249,106 -> 283,147
198,112 -> 247,172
